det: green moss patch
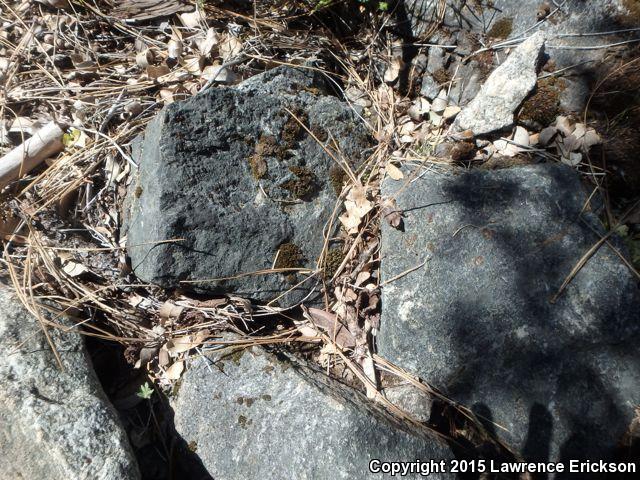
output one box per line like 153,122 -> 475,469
619,0 -> 640,26
487,17 -> 513,39
432,68 -> 451,85
322,247 -> 345,279
248,154 -> 268,179
328,165 -> 348,195
281,166 -> 317,199
519,77 -> 564,126
274,243 -> 304,269
281,108 -> 308,147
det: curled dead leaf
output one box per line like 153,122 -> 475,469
339,184 -> 374,235
164,360 -> 184,380
134,342 -> 160,369
166,330 -> 209,355
303,306 -> 356,349
219,35 -> 242,61
159,301 -> 184,323
383,58 -> 402,84
380,197 -> 403,229
386,162 -> 404,180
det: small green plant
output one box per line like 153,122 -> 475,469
137,382 -> 154,400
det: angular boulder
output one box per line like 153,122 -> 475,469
171,344 -> 455,479
125,67 -> 370,305
0,287 -> 139,480
379,163 -> 640,462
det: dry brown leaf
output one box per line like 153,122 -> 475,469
383,57 -> 402,84
583,129 -> 602,149
179,9 -> 204,29
339,185 -> 373,234
386,162 -> 404,180
159,301 -> 184,323
181,55 -> 204,75
442,105 -> 461,120
168,39 -> 183,60
380,197 -> 403,229
164,361 -> 184,380
166,330 -> 208,355
304,307 -> 356,349
135,49 -> 154,68
146,64 -> 171,79
539,126 -> 558,146
354,271 -> 371,287
297,324 -> 321,339
202,65 -> 236,84
219,35 -> 242,61
135,343 -> 160,369
158,347 -> 170,368
196,298 -> 227,309
62,259 -> 88,277
197,28 -> 219,57
159,88 -> 174,104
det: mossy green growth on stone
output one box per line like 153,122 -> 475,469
487,17 -> 513,39
620,0 -> 640,26
274,243 -> 304,269
519,77 -> 564,126
432,68 -> 451,85
281,108 -> 308,147
248,154 -> 268,179
323,247 -> 346,279
281,166 -> 317,199
328,165 -> 348,195
237,414 -> 252,429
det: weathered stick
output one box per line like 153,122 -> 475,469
0,121 -> 67,189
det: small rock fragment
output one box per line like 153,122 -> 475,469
431,89 -> 448,114
455,31 -> 547,135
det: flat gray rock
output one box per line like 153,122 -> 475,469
454,31 -> 546,135
0,287 -> 139,480
125,67 -> 370,305
379,163 -> 640,462
171,345 -> 455,479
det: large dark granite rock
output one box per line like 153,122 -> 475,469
171,344 -> 455,479
0,287 -> 139,480
379,163 -> 640,463
125,67 -> 370,305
